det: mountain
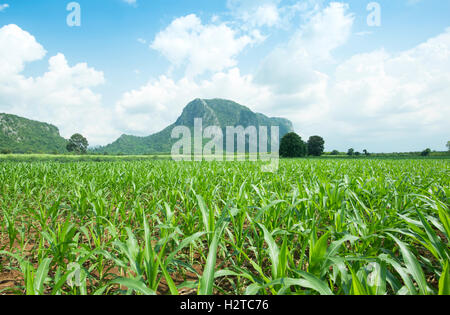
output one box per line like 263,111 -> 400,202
0,113 -> 68,154
97,98 -> 294,155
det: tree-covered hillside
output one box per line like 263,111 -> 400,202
96,98 -> 294,155
0,113 -> 67,154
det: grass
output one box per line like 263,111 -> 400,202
0,158 -> 449,295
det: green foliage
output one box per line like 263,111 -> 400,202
67,134 -> 89,154
307,136 -> 325,156
0,113 -> 67,154
421,148 -> 432,156
347,148 -> 354,156
0,159 -> 449,295
439,261 -> 450,295
280,132 -> 307,158
330,150 -> 340,156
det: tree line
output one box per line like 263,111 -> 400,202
280,133 -> 450,158
280,133 -> 326,157
2,132 -> 449,157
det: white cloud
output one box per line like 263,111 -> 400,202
0,3 -> 8,12
122,0 -> 136,6
117,4 -> 450,152
0,24 -> 118,145
137,38 -> 146,44
227,0 -> 282,28
252,25 -> 450,152
227,0 -> 325,31
151,14 -> 260,77
0,24 -> 46,76
115,68 -> 272,135
256,2 -> 354,93
293,2 -> 354,59
325,28 -> 450,149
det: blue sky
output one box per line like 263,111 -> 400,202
0,0 -> 449,152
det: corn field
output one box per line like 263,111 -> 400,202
0,159 -> 449,295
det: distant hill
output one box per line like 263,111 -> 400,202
0,113 -> 67,154
97,98 -> 294,155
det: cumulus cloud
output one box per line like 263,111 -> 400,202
118,3 -> 450,152
325,28 -> 450,150
255,2 -> 354,93
0,24 -> 117,145
151,14 -> 261,77
227,0 -> 282,28
0,24 -> 46,76
253,10 -> 449,152
115,68 -> 272,135
226,0 -> 318,30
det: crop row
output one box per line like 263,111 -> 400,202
0,159 -> 449,295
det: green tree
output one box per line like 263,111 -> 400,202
67,134 -> 89,154
330,150 -> 340,156
347,148 -> 354,156
280,132 -> 307,158
363,149 -> 370,156
307,136 -> 325,156
421,148 -> 431,157
447,141 -> 450,152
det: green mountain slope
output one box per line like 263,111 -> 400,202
97,98 -> 294,155
0,113 -> 68,154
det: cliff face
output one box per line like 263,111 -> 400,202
99,98 -> 294,154
0,113 -> 67,153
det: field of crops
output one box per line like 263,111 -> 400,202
0,159 -> 449,295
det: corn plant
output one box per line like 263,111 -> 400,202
0,158 -> 448,295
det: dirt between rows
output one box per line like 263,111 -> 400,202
0,234 -> 237,295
